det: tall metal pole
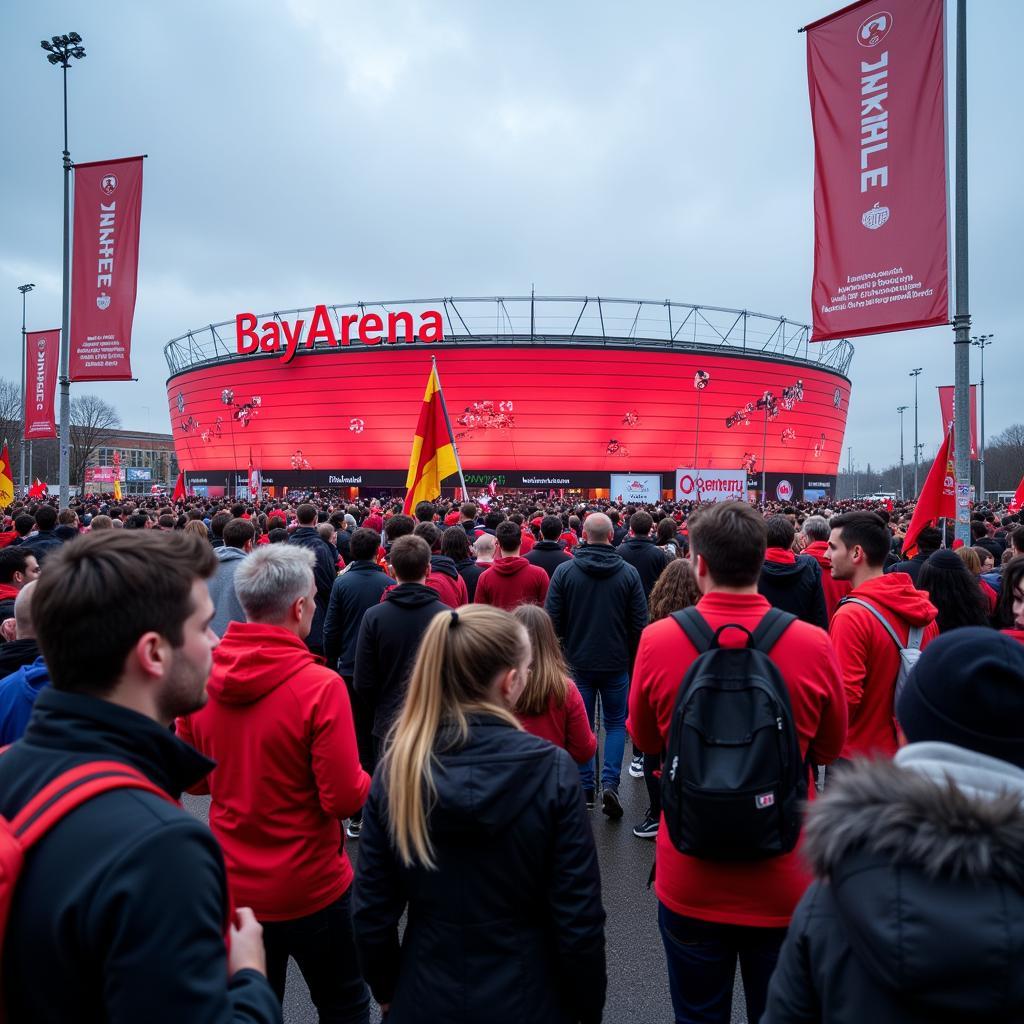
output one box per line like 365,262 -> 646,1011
910,367 -> 922,495
971,333 -> 993,501
57,57 -> 73,508
18,284 -> 35,495
897,406 -> 908,500
760,402 -> 769,504
951,0 -> 971,544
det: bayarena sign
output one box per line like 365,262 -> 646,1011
164,295 -> 852,496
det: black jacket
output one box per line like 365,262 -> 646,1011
17,529 -> 63,565
757,550 -> 829,630
545,544 -> 648,676
763,754 -> 1024,1024
0,637 -> 41,678
322,560 -> 395,677
286,526 -> 337,654
885,551 -> 931,584
353,715 -> 606,1024
0,688 -> 280,1023
353,582 -> 448,738
525,539 -> 573,580
616,535 -> 668,600
453,557 -> 487,602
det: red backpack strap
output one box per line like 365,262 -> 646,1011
9,760 -> 177,851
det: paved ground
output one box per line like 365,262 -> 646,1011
186,749 -> 749,1023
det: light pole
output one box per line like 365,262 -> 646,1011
897,405 -> 908,500
17,284 -> 35,495
909,367 -> 923,496
971,333 -> 993,502
847,445 -> 853,499
41,32 -> 85,508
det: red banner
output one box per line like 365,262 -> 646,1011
24,329 -> 60,439
937,385 -> 978,460
70,156 -> 144,381
806,0 -> 949,341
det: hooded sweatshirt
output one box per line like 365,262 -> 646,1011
829,572 -> 940,759
0,655 -> 49,744
803,540 -> 852,620
453,557 -> 487,602
763,744 -> 1024,1023
0,638 -> 41,679
617,535 -> 668,600
426,554 -> 470,608
207,545 -> 248,637
525,539 -> 573,579
758,548 -> 829,629
176,621 -> 370,921
475,556 -> 549,611
354,582 -> 449,738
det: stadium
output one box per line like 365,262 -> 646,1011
163,295 -> 854,501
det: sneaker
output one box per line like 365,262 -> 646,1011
345,819 -> 362,839
602,787 -> 624,820
628,754 -> 645,779
632,814 -> 659,839
584,788 -> 596,810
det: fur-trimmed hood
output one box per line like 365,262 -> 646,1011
802,745 -> 1024,1015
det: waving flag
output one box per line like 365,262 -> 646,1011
171,471 -> 187,504
902,429 -> 956,558
403,362 -> 461,514
0,443 -> 13,508
28,479 -> 48,500
1009,475 -> 1024,515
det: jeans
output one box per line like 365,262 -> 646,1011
658,903 -> 786,1024
574,670 -> 629,791
262,889 -> 370,1024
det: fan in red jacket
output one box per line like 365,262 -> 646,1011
176,544 -> 371,1018
474,522 -> 549,611
413,522 -> 470,608
800,516 -> 851,620
826,511 -> 940,760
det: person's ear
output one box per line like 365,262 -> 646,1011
133,631 -> 171,681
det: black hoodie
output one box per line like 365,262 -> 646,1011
757,548 -> 829,629
545,544 -> 648,675
353,582 -> 448,738
0,637 -> 42,679
453,557 -> 487,601
353,714 -> 606,1024
616,535 -> 668,600
525,539 -> 573,580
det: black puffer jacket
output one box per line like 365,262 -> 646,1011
763,746 -> 1024,1023
757,549 -> 828,629
353,715 -> 606,1024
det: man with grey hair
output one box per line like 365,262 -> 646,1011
546,512 -> 648,815
801,514 -> 851,619
177,544 -> 372,1021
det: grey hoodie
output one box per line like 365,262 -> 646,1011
208,545 -> 248,637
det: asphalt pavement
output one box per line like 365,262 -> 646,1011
186,746 -> 750,1023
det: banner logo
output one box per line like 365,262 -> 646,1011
861,202 -> 890,230
858,12 -> 893,47
101,174 -> 118,195
776,479 -> 794,501
96,293 -> 111,310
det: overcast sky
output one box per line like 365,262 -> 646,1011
2,0 -> 1019,473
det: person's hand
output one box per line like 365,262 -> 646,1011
228,907 -> 267,977
0,618 -> 15,643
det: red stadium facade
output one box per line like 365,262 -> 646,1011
164,297 -> 854,500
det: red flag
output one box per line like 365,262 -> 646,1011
1009,476 -> 1024,515
24,330 -> 60,439
806,0 -> 949,341
28,479 -> 47,499
70,156 -> 144,381
902,429 -> 956,558
936,385 -> 978,459
248,451 -> 260,500
171,471 -> 186,504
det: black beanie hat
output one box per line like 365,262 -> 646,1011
897,626 -> 1024,768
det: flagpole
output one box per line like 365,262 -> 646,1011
432,356 -> 468,499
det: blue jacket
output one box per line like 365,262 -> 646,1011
0,655 -> 50,744
323,561 -> 396,677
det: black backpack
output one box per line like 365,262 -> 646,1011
661,607 -> 804,861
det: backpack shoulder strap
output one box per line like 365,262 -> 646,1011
10,761 -> 176,851
840,597 -> 904,651
750,608 -> 797,653
906,625 -> 925,652
671,607 -> 715,653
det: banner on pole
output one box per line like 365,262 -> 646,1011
806,0 -> 949,341
70,156 -> 144,381
937,384 -> 978,460
24,329 -> 60,439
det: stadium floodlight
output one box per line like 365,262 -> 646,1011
68,32 -> 81,43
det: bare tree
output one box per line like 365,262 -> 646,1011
69,394 -> 121,489
0,378 -> 22,461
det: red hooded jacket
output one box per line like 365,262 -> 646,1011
176,621 -> 370,921
828,572 -> 939,759
803,540 -> 852,620
628,591 -> 847,927
516,683 -> 597,764
474,556 -> 550,611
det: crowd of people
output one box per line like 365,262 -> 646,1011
1,488 -> 1023,1023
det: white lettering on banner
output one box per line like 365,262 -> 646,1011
860,52 -> 889,192
676,469 -> 747,503
328,475 -> 362,485
34,349 -> 46,411
96,201 -> 116,309
521,477 -> 570,486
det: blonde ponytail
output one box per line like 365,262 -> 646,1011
382,604 -> 529,869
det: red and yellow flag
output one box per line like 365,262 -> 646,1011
902,428 -> 956,558
404,364 -> 459,514
0,442 -> 13,508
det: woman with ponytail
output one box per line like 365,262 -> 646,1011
353,604 -> 606,1024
